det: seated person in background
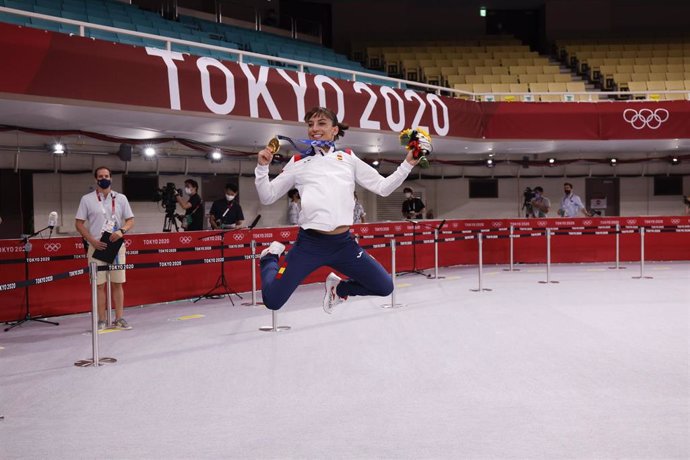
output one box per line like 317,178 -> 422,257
402,186 -> 425,219
210,183 -> 244,229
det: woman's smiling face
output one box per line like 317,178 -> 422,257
307,113 -> 339,142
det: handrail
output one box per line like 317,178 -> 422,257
1,6 -> 689,103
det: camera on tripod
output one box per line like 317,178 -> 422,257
522,187 -> 536,206
154,182 -> 182,212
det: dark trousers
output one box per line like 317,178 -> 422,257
260,228 -> 394,310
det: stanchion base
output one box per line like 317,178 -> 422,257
381,303 -> 404,309
470,288 -> 492,292
608,266 -> 627,270
502,268 -> 521,272
538,281 -> 560,284
259,326 -> 291,332
632,276 -> 653,279
74,357 -> 117,367
429,276 -> 446,280
242,301 -> 265,307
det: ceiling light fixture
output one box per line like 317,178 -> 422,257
547,158 -> 556,166
208,150 -> 223,162
670,156 -> 680,165
144,146 -> 156,158
52,142 -> 65,155
609,157 -> 617,166
486,158 -> 494,167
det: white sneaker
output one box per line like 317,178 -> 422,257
260,241 -> 285,259
323,272 -> 345,314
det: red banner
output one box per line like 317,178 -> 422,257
1,217 -> 688,322
1,23 -> 690,141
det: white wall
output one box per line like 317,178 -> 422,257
36,169 -> 689,236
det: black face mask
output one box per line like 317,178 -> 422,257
97,179 -> 111,189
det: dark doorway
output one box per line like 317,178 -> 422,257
486,8 -> 544,52
0,170 -> 34,238
586,177 -> 620,217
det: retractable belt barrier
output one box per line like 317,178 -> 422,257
2,223 -> 689,293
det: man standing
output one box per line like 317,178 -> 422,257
75,166 -> 135,330
402,186 -> 425,219
175,179 -> 204,231
287,188 -> 301,225
529,186 -> 551,217
210,183 -> 245,229
559,182 -> 590,217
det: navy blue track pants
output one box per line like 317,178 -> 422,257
260,228 -> 394,310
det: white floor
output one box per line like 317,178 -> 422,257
1,262 -> 688,459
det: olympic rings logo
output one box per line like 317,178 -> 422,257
537,220 -> 547,227
44,243 -> 61,252
671,218 -> 680,224
491,221 -> 502,227
233,233 -> 244,241
583,220 -> 593,226
360,226 -> 369,233
179,236 -> 192,244
124,239 -> 132,247
623,108 -> 669,130
626,219 -> 637,225
395,225 -> 402,231
280,231 -> 291,239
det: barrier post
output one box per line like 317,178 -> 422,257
539,228 -> 559,284
242,240 -> 260,306
74,263 -> 117,367
105,270 -> 113,327
633,227 -> 653,279
471,232 -> 492,292
382,239 -> 403,308
503,225 -> 520,272
431,229 -> 444,280
609,224 -> 626,270
259,310 -> 291,332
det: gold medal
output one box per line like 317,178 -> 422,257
267,137 -> 280,154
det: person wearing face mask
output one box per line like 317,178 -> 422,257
558,182 -> 590,217
402,187 -> 425,219
210,183 -> 244,229
175,179 -> 204,231
255,106 -> 422,314
75,166 -> 135,330
287,188 -> 301,225
528,186 -> 551,218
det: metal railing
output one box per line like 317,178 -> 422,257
1,6 -> 688,102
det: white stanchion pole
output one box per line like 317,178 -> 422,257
539,228 -> 559,284
105,270 -> 112,326
431,229 -> 444,279
75,263 -> 116,367
503,225 -> 519,272
633,227 -> 653,279
609,224 -> 626,270
259,309 -> 291,332
243,240 -> 260,306
382,239 -> 403,308
471,233 -> 492,292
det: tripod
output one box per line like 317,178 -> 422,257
193,228 -> 243,305
162,209 -> 179,232
397,219 -> 432,278
5,228 -> 60,332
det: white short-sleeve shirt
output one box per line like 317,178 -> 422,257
76,190 -> 134,238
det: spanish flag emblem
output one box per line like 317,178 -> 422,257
276,264 -> 287,279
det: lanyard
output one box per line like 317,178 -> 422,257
96,191 -> 116,219
222,201 -> 233,218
